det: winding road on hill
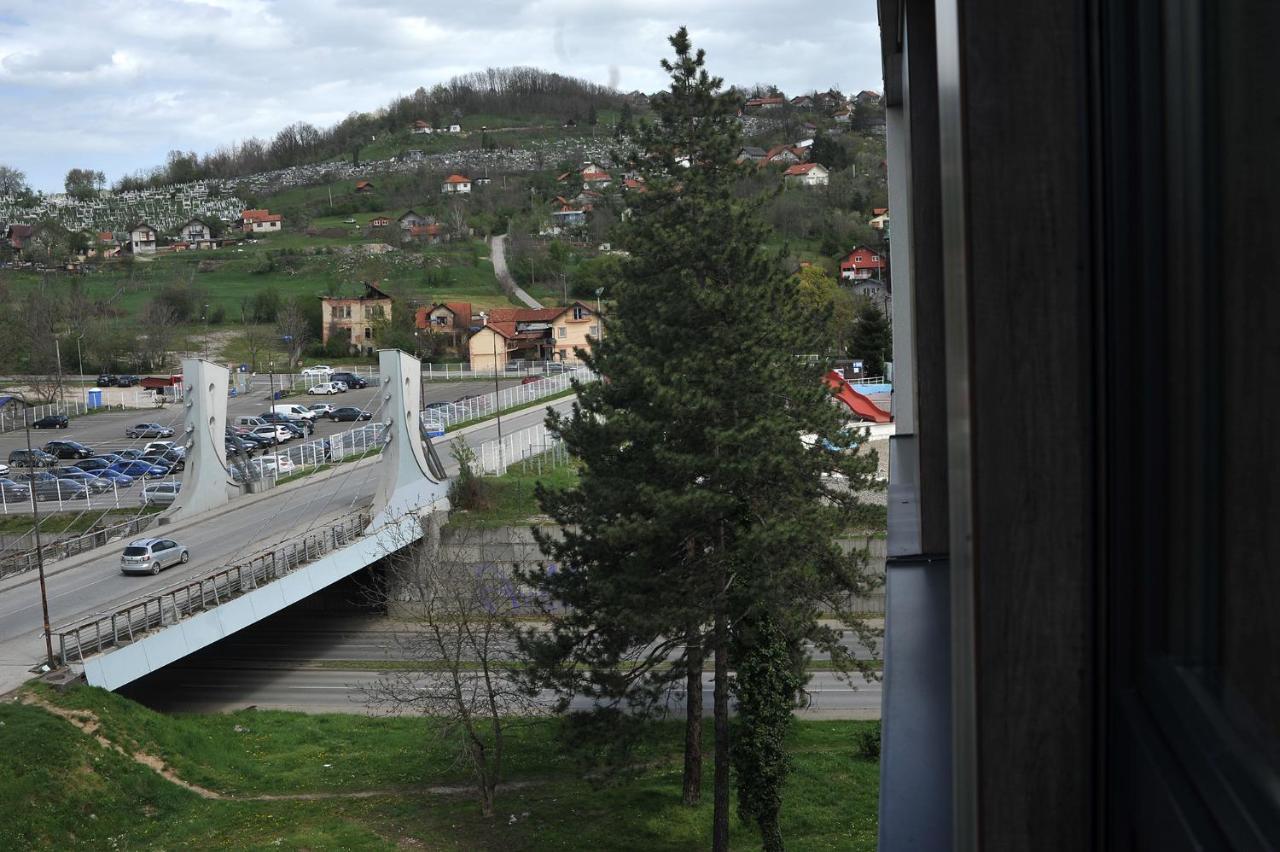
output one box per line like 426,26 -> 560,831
489,234 -> 543,309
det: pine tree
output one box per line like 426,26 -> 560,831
521,28 -> 881,851
850,301 -> 890,377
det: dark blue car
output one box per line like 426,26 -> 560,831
109,461 -> 169,479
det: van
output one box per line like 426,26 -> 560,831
236,416 -> 267,428
271,403 -> 318,422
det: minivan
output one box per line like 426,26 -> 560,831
270,403 -> 318,422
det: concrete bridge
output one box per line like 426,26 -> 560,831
0,350 -> 572,694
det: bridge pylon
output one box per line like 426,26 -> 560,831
371,349 -> 451,528
166,358 -> 234,518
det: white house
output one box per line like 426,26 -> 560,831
441,174 -> 472,194
782,162 -> 830,187
242,209 -> 282,233
410,120 -> 433,135
179,218 -> 212,242
129,222 -> 157,254
447,123 -> 462,133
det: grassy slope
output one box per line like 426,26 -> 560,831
1,684 -> 879,850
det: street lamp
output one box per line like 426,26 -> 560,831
203,304 -> 210,360
75,333 -> 85,406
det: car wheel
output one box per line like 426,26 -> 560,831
179,551 -> 189,564
150,562 -> 161,575
60,423 -> 67,428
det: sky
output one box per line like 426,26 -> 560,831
0,0 -> 882,193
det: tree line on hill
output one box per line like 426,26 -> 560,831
108,68 -> 626,193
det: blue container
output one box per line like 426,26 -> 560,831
87,388 -> 104,408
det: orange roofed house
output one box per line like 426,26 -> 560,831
321,282 -> 392,356
242,209 -> 282,233
467,302 -> 602,371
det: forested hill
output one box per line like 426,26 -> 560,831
115,67 -> 625,191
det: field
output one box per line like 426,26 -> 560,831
1,683 -> 880,850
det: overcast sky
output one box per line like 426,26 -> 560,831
0,0 -> 881,193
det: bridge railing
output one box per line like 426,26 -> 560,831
54,512 -> 371,664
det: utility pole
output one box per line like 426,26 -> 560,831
53,337 -> 64,404
479,312 -> 504,472
24,417 -> 55,669
75,334 -> 86,406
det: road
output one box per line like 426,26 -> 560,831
0,397 -> 575,694
118,666 -> 882,719
489,234 -> 543,309
0,377 -> 521,514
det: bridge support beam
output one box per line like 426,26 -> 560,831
167,358 -> 233,518
371,349 -> 451,528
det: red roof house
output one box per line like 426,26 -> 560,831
840,246 -> 887,281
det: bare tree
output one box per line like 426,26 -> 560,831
240,326 -> 270,372
274,301 -> 311,367
362,522 -> 543,817
0,164 -> 26,196
139,301 -> 180,369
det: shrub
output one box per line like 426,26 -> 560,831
448,442 -> 494,511
853,720 -> 881,761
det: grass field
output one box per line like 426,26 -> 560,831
1,683 -> 880,850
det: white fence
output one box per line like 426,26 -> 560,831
0,474 -> 182,515
0,392 -> 164,433
421,366 -> 591,432
474,422 -> 569,476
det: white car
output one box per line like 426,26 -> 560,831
331,381 -> 348,392
142,440 -> 184,457
302,365 -> 334,379
308,382 -> 340,395
308,403 -> 336,417
251,424 -> 293,444
139,482 -> 181,507
252,454 -> 296,475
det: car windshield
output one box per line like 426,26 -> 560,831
122,546 -> 149,556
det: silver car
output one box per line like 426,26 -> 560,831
120,537 -> 190,575
139,481 -> 181,506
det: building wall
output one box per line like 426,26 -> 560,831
549,305 -> 599,361
321,297 -> 389,351
467,326 -> 509,371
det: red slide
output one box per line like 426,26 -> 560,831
825,370 -> 892,424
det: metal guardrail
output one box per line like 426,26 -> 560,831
54,512 -> 371,664
0,512 -> 160,580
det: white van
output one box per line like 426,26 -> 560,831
271,403 -> 318,422
236,416 -> 267,428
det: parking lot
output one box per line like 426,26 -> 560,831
0,377 -> 522,511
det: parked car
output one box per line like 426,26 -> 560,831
119,536 -> 188,574
225,436 -> 255,457
330,372 -> 368,390
308,403 -> 336,417
140,452 -> 184,472
331,381 -> 349,392
138,483 -> 182,508
271,403 -> 318,422
96,374 -> 117,386
7,448 -> 57,468
126,423 -> 174,438
31,479 -> 89,501
0,462 -> 9,476
251,425 -> 292,445
329,407 -> 372,422
90,453 -> 127,464
252,454 -> 296,475
235,416 -> 268,428
74,463 -> 135,487
302,365 -> 334,378
0,479 -> 31,502
115,448 -> 147,461
142,441 -> 183,457
43,440 -> 95,459
260,412 -> 313,435
227,427 -> 272,449
308,382 -> 340,395
109,460 -> 170,479
32,414 -> 69,429
115,375 -> 139,387
51,470 -> 113,494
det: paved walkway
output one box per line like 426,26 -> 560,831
489,234 -> 543,309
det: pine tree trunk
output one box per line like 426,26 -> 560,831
683,626 -> 703,806
712,606 -> 731,851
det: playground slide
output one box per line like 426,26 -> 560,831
825,370 -> 892,424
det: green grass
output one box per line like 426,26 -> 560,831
2,683 -> 878,850
0,507 -> 161,536
450,456 -> 579,527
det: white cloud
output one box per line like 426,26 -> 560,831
0,0 -> 881,191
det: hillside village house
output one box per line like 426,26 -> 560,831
355,180 -> 374,193
581,167 -> 612,190
551,196 -> 589,228
397,210 -> 430,230
4,224 -> 33,254
129,222 -> 158,254
737,146 -> 768,163
415,301 -> 473,346
320,282 -> 393,356
441,174 -> 472,194
869,207 -> 890,230
783,162 -> 830,187
744,95 -> 785,110
369,216 -> 391,228
791,94 -> 815,108
410,120 -> 433,135
242,209 -> 282,233
840,246 -> 887,281
467,302 -> 602,371
178,218 -> 215,246
407,223 -> 444,244
762,145 -> 804,166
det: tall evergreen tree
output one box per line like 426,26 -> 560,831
849,301 -> 891,377
521,28 -> 881,850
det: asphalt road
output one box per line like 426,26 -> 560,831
0,397 -> 574,692
118,666 -> 881,719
